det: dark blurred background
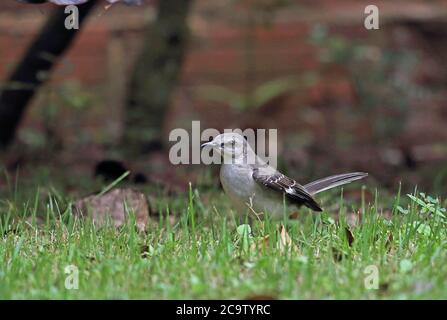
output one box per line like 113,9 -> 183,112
0,0 -> 446,197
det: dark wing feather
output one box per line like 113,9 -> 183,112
252,168 -> 322,211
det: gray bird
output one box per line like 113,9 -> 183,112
202,133 -> 367,218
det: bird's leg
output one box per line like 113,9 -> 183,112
246,195 -> 263,223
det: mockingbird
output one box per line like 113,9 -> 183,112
202,133 -> 367,218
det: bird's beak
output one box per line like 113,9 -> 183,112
201,141 -> 213,149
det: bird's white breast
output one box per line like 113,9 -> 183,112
220,164 -> 256,212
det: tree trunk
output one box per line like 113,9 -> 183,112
125,0 -> 193,153
0,0 -> 98,149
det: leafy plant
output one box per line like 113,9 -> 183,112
195,75 -> 316,113
397,192 -> 446,238
23,80 -> 94,150
407,192 -> 446,221
309,24 -> 418,143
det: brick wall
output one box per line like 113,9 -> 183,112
1,0 -> 447,187
1,1 -> 447,106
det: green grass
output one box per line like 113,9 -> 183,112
0,175 -> 446,299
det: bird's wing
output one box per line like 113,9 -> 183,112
252,167 -> 322,211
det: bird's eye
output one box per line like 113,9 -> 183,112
220,143 -> 225,148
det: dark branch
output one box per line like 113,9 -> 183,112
0,0 -> 98,149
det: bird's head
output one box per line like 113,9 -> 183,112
201,133 -> 250,159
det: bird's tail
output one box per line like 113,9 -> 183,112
304,172 -> 368,195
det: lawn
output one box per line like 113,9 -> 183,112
0,169 -> 446,299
